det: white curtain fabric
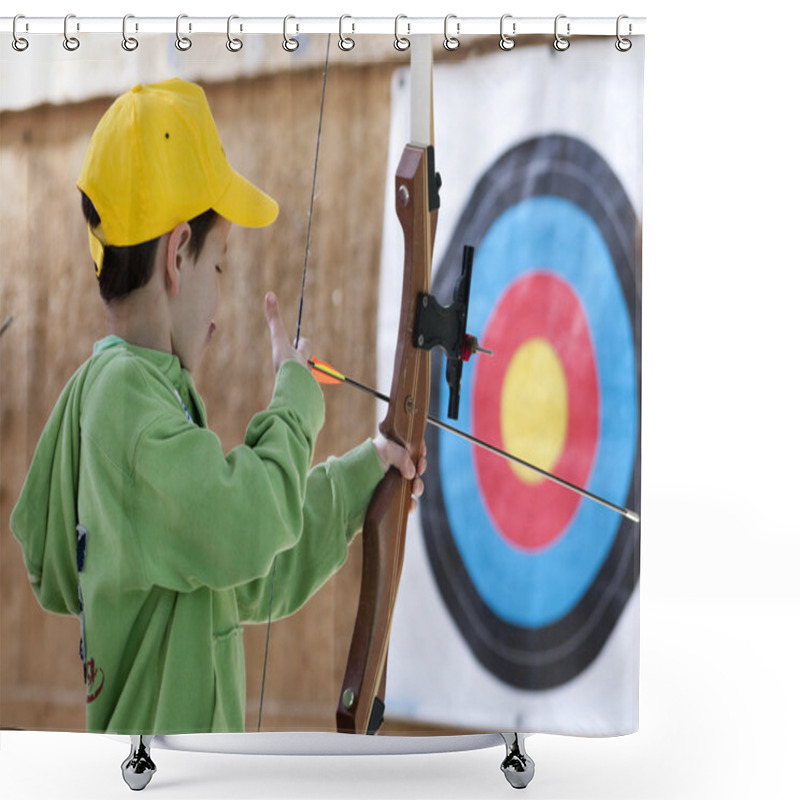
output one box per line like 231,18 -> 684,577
383,38 -> 643,734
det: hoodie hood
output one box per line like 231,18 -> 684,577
11,345 -> 110,616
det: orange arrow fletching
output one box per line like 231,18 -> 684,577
309,358 -> 345,385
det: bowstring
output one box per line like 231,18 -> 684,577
258,33 -> 332,734
295,33 -> 332,349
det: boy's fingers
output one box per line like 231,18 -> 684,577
264,292 -> 286,341
264,292 -> 312,371
395,444 -> 416,481
264,292 -> 291,350
295,336 -> 312,363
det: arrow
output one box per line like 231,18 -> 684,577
308,358 -> 640,524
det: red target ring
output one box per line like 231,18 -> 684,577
472,272 -> 599,551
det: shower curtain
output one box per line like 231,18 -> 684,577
0,17 -> 642,742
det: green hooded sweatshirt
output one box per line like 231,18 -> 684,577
10,336 -> 385,734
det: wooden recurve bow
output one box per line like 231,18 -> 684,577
336,35 -> 438,735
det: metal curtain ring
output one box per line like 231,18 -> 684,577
338,15 -> 355,51
553,14 -> 570,51
499,14 -> 516,51
443,14 -> 460,51
63,14 -> 80,51
394,14 -> 410,51
12,14 -> 29,51
175,14 -> 192,51
615,15 -> 632,52
226,15 -> 243,52
121,14 -> 138,51
283,15 -> 299,52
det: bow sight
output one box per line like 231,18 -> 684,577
413,244 -> 490,419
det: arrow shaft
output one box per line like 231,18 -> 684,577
427,415 -> 639,523
309,360 -> 640,523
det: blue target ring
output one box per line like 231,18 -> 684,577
420,135 -> 641,689
439,196 -> 638,627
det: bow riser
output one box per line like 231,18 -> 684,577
336,143 -> 436,734
381,144 -> 435,458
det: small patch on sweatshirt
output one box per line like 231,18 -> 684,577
85,657 -> 105,704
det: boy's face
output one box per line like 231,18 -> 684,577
171,217 -> 232,372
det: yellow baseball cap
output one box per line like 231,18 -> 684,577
77,78 -> 278,274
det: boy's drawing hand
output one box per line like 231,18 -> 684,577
372,436 -> 427,512
264,292 -> 311,373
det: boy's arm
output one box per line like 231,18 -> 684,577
129,360 -> 325,593
235,438 -> 385,622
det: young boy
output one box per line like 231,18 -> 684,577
10,78 -> 423,734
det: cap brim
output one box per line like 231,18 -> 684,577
214,169 -> 279,228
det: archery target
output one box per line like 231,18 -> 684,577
421,134 -> 641,690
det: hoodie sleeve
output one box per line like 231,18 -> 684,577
235,438 -> 385,622
118,359 -> 327,594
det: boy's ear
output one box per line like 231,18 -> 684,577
164,222 -> 193,297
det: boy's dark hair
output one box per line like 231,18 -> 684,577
80,191 -> 220,302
